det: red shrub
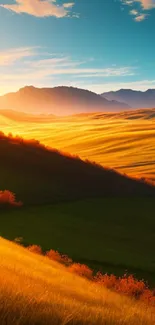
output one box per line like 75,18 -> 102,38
46,250 -> 72,266
46,250 -> 62,263
0,190 -> 22,207
95,273 -> 148,299
27,245 -> 43,255
116,275 -> 146,298
95,272 -> 117,289
68,263 -> 93,280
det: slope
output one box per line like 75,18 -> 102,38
0,109 -> 155,182
0,237 -> 155,325
0,132 -> 155,205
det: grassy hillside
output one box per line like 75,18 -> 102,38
1,198 -> 155,284
0,236 -> 155,325
0,132 -> 154,205
0,109 -> 154,181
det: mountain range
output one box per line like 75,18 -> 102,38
102,89 -> 155,109
1,86 -> 155,115
0,86 -> 130,115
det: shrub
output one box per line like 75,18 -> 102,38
116,275 -> 146,298
95,272 -> 117,289
27,245 -> 43,255
95,273 -> 147,299
46,250 -> 72,266
68,263 -> 93,280
46,250 -> 62,263
0,190 -> 22,207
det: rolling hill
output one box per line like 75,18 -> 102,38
0,132 -> 155,205
0,108 -> 154,182
0,86 -> 130,115
0,237 -> 154,325
102,89 -> 155,109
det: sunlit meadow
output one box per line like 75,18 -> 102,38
0,109 -> 155,181
0,236 -> 155,325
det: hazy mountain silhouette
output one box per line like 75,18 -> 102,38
0,86 -> 130,115
102,89 -> 155,109
0,132 -> 154,205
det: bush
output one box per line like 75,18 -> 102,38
95,273 -> 147,299
0,190 -> 22,207
46,250 -> 72,266
68,263 -> 93,280
27,245 -> 43,255
95,272 -> 117,289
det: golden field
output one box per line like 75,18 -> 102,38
0,236 -> 155,325
0,108 -> 155,180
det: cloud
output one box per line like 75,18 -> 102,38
136,0 -> 155,9
0,0 -> 75,18
123,0 -> 155,8
0,47 -> 36,66
134,13 -> 148,20
122,0 -> 155,21
0,46 -> 137,95
130,9 -> 139,14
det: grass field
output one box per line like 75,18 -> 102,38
1,198 -> 155,284
0,109 -> 155,181
0,236 -> 155,325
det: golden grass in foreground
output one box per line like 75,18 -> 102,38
0,109 -> 155,181
0,237 -> 155,325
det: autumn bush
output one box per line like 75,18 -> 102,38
15,241 -> 155,306
68,263 -> 93,280
46,249 -> 72,266
0,190 -> 22,207
27,245 -> 43,255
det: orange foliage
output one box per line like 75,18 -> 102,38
27,245 -> 43,255
0,190 -> 22,207
68,263 -> 93,280
46,250 -> 72,266
95,272 -> 155,305
15,241 -> 155,306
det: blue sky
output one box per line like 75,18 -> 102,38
0,0 -> 155,94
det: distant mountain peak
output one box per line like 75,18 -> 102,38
102,88 -> 155,109
0,86 -> 130,115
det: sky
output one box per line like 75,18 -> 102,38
0,0 -> 155,95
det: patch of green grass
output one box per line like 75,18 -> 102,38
1,198 -> 155,284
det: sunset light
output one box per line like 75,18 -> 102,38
0,1 -> 155,324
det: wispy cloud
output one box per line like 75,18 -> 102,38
0,0 -> 75,18
0,47 -> 135,77
123,0 -> 155,8
134,13 -> 148,20
0,47 -> 136,94
0,47 -> 36,66
136,0 -> 155,9
122,0 -> 155,21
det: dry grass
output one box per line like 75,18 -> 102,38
0,109 -> 155,181
0,237 -> 155,325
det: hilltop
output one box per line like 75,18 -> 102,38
0,86 -> 130,115
0,108 -> 154,182
0,132 -> 155,205
0,236 -> 154,325
102,89 -> 155,109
